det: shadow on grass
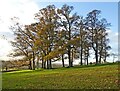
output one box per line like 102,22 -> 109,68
2,62 -> 118,74
73,62 -> 118,69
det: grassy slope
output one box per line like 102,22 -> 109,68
2,63 -> 119,89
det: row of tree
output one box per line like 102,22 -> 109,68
10,4 -> 111,70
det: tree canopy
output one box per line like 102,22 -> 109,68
10,4 -> 111,70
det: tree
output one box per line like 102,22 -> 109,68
83,40 -> 91,65
57,4 -> 79,67
56,30 -> 68,67
10,6 -> 112,69
85,10 -> 111,64
97,18 -> 111,63
111,53 -> 117,63
98,35 -> 111,63
34,5 -> 59,69
74,16 -> 91,66
10,19 -> 36,70
77,18 -> 88,65
24,24 -> 38,70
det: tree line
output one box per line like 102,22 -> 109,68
10,4 -> 111,70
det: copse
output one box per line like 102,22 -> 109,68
57,4 -> 80,67
10,21 -> 33,70
34,5 -> 59,69
85,10 -> 111,64
10,5 -> 111,70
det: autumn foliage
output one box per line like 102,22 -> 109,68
10,4 -> 111,70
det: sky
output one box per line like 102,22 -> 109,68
0,0 -> 118,63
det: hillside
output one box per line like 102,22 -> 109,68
2,63 -> 119,89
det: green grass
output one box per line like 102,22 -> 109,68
2,63 -> 119,89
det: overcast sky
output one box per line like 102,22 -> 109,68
0,0 -> 118,62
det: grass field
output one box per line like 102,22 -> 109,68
2,63 -> 119,89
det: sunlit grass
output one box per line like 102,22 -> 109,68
2,63 -> 119,89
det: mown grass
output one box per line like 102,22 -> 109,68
2,63 -> 119,89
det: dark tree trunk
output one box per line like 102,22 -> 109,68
29,60 -> 32,70
68,24 -> 73,67
95,50 -> 99,65
5,67 -> 8,71
80,48 -> 83,65
70,60 -> 73,67
47,60 -> 51,69
36,61 -> 39,69
104,52 -> 107,63
62,54 -> 65,67
71,49 -> 74,67
33,59 -> 35,70
99,55 -> 102,64
44,61 -> 46,69
47,60 -> 49,69
86,56 -> 89,65
95,43 -> 99,65
42,59 -> 44,68
104,56 -> 106,63
32,52 -> 35,70
49,59 -> 52,69
68,48 -> 71,67
71,57 -> 73,67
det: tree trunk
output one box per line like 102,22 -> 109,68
29,60 -> 32,70
71,49 -> 74,66
47,60 -> 51,69
68,48 -> 71,67
44,61 -> 46,69
33,59 -> 35,70
42,59 -> 44,68
62,54 -> 65,67
49,59 -> 52,69
80,48 -> 83,65
86,56 -> 89,65
32,52 -> 35,70
47,60 -> 49,69
37,61 -> 39,69
95,50 -> 99,65
5,66 -> 8,71
68,24 -> 72,67
99,54 -> 102,64
104,56 -> 106,63
70,61 -> 73,67
104,52 -> 107,63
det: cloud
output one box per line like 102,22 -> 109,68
107,30 -> 118,53
0,38 -> 13,60
106,29 -> 118,62
0,0 -> 40,32
0,0 -> 40,60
